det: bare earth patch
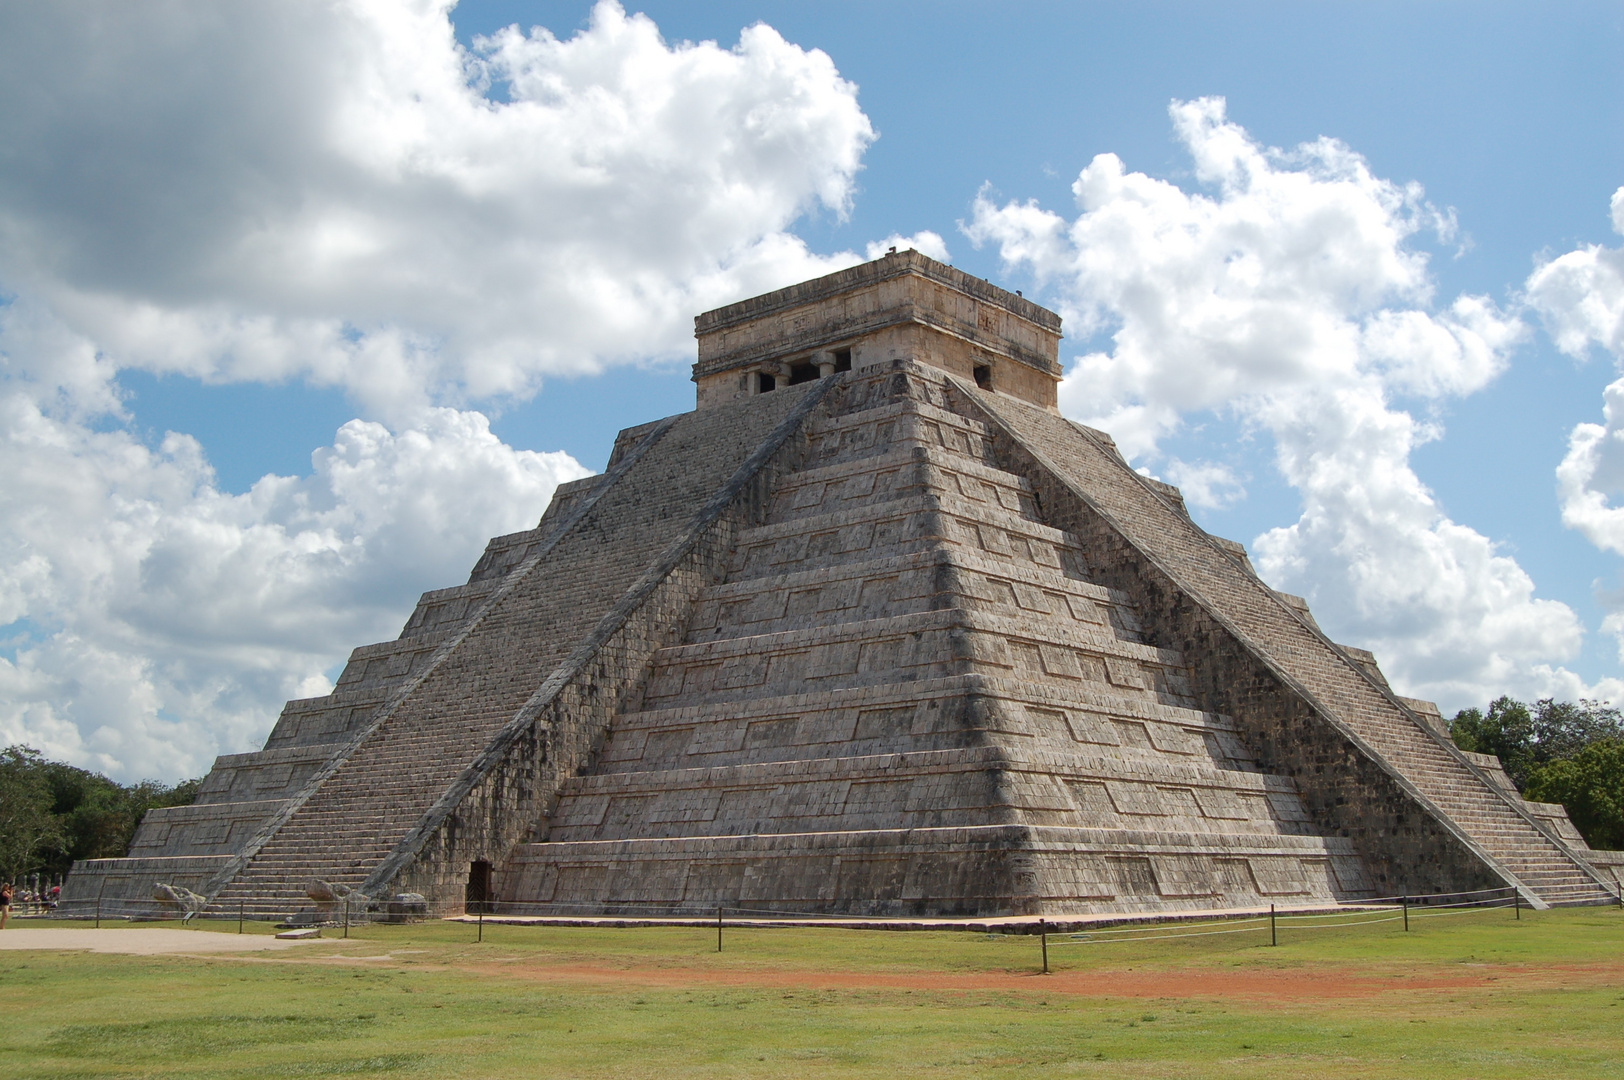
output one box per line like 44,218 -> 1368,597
0,927 -> 338,955
452,957 -> 1504,1001
4,913 -> 1622,1078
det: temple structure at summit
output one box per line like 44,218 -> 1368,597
66,250 -> 1622,916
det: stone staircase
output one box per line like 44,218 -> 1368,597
506,365 -> 1374,915
966,384 -> 1614,907
208,389 -> 818,909
1373,739 -> 1597,899
67,360 -> 1613,916
67,248 -> 1615,921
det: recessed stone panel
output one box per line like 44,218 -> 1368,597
113,329 -> 1598,920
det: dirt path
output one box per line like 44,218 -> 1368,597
15,927 -> 1617,1004
207,946 -> 1520,1000
0,928 -> 339,955
447,959 -> 1499,1000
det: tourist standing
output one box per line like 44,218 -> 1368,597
0,882 -> 11,929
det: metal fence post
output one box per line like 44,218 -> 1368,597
476,905 -> 483,943
239,898 -> 245,935
1402,895 -> 1409,932
1040,919 -> 1049,975
1270,903 -> 1276,947
343,896 -> 350,939
1514,890 -> 1520,920
717,906 -> 724,953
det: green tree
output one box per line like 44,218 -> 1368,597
34,763 -> 203,878
1450,696 -> 1537,786
1530,698 -> 1624,759
0,746 -> 65,880
1449,697 -> 1624,790
0,746 -> 203,880
1526,739 -> 1624,850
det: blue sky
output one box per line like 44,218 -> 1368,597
2,1 -> 1622,780
451,0 -> 1624,676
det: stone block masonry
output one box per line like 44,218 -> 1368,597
64,251 -> 1615,916
694,249 -> 1063,412
502,364 -> 1375,915
951,376 -> 1613,907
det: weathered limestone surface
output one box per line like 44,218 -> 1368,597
67,385 -> 827,907
198,386 -> 826,910
63,479 -> 626,903
503,367 -> 1372,915
66,253 -> 1616,914
694,250 -> 1062,412
952,378 -> 1614,906
1458,750 -> 1623,887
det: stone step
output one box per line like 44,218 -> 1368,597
735,484 -> 1078,561
954,383 -> 1615,907
604,674 -> 1254,780
690,548 -> 1149,648
566,745 -> 1306,799
765,443 -> 1039,527
803,397 -> 999,465
502,821 -> 1367,914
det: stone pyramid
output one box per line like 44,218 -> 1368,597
67,251 -> 1620,916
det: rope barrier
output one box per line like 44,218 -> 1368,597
1042,893 -> 1532,948
1044,916 -> 1270,939
1051,922 -> 1271,945
1409,901 -> 1514,919
22,872 -> 1615,990
1272,908 -> 1400,922
33,871 -> 1615,947
1273,913 -> 1407,930
32,891 -> 1532,925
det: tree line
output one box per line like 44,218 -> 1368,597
0,745 -> 201,882
1448,697 -> 1623,850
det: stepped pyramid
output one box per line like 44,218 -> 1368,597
67,251 -> 1620,915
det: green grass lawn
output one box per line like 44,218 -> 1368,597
3,907 -> 1622,1079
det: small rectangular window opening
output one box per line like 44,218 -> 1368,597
833,349 -> 852,373
758,372 -> 776,393
973,364 -> 993,389
788,362 -> 818,385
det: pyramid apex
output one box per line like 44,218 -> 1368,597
693,249 -> 1062,411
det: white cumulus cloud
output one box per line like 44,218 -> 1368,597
1161,459 -> 1246,511
966,96 -> 1599,710
0,1 -> 889,779
0,0 -> 876,418
0,301 -> 591,781
865,231 -> 952,262
1530,187 -> 1624,661
1527,187 -> 1624,362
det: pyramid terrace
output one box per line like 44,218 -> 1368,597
65,251 -> 1623,918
